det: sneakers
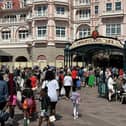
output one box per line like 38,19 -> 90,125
73,115 -> 79,120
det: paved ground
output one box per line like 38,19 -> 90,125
6,87 -> 126,126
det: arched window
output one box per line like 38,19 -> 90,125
1,28 -> 11,40
56,55 -> 64,60
37,55 -> 46,61
77,25 -> 90,39
18,27 -> 29,39
16,56 -> 28,62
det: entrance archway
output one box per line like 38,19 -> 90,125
68,36 -> 123,68
15,56 -> 28,62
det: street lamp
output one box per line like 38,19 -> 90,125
64,44 -> 70,68
123,40 -> 126,73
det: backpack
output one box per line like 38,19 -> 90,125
78,69 -> 83,77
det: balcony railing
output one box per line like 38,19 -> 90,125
53,0 -> 68,3
54,13 -> 69,20
0,19 -> 27,24
55,37 -> 68,41
35,36 -> 47,40
26,14 -> 32,21
73,2 -> 91,8
0,39 -> 11,43
101,9 -> 124,18
79,17 -> 90,20
32,12 -> 48,20
53,0 -> 69,6
25,0 -> 32,5
33,0 -> 48,3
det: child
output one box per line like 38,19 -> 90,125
70,87 -> 80,120
38,87 -> 51,126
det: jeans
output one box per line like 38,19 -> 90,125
0,101 -> 7,126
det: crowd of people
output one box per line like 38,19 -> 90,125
0,64 -> 126,126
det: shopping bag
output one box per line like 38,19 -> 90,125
76,79 -> 81,88
60,86 -> 66,96
49,115 -> 56,122
17,91 -> 22,102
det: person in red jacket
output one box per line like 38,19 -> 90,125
71,67 -> 78,88
30,74 -> 38,90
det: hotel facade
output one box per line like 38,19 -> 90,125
0,0 -> 126,67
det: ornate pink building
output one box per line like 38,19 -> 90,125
0,0 -> 125,67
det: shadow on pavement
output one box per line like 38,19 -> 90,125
14,113 -> 24,121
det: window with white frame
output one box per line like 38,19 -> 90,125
23,0 -> 27,7
79,0 -> 90,4
20,14 -> 26,21
18,30 -> 28,39
5,1 -> 12,9
115,2 -> 121,10
3,15 -> 17,23
2,31 -> 11,40
56,7 -> 65,15
36,6 -> 47,16
79,27 -> 90,38
106,24 -> 121,37
37,26 -> 47,38
56,26 -> 65,37
95,5 -> 99,14
106,3 -> 112,11
79,9 -> 90,19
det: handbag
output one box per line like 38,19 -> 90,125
76,79 -> 81,88
49,115 -> 56,122
0,110 -> 9,121
60,86 -> 66,96
17,91 -> 22,102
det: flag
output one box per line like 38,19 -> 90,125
12,0 -> 20,10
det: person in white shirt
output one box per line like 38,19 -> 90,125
105,68 -> 111,82
107,75 -> 117,101
63,72 -> 73,99
41,70 -> 59,116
